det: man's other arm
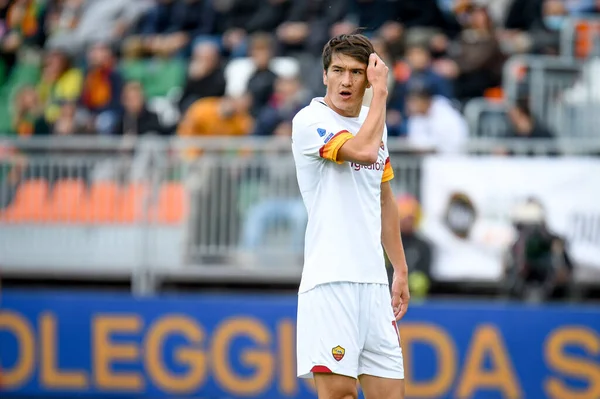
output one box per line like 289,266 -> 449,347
381,181 -> 410,320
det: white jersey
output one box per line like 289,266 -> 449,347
291,97 -> 394,293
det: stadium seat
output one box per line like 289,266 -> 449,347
117,183 -> 149,223
0,179 -> 49,222
48,179 -> 87,223
84,181 -> 120,223
150,182 -> 187,224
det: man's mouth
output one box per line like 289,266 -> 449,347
339,90 -> 352,100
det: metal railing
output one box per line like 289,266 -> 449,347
561,16 -> 600,59
1,137 -> 599,293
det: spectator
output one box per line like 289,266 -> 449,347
177,95 -> 253,158
79,41 -> 123,135
114,81 -> 164,136
504,0 -> 544,31
389,43 -> 454,135
503,198 -> 575,302
12,85 -> 49,136
193,0 -> 261,58
140,0 -> 215,58
45,0 -> 150,56
37,47 -> 83,125
178,41 -> 226,113
246,32 -> 278,118
386,194 -> 434,300
52,101 -> 86,136
405,80 -> 469,154
1,0 -> 48,80
44,0 -> 85,42
527,0 -> 568,55
346,0 -> 392,36
276,0 -> 349,56
445,4 -> 505,103
579,0 -> 600,15
121,0 -> 181,59
252,74 -> 310,136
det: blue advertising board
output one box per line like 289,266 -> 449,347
0,291 -> 599,399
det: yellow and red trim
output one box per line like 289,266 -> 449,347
381,157 -> 394,182
319,130 -> 354,164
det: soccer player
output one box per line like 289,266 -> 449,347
292,33 -> 410,399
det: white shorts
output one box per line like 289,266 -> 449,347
296,282 -> 404,380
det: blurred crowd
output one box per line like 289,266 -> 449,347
2,0 -> 598,153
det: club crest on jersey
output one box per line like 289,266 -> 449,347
332,345 -> 345,361
317,128 -> 327,137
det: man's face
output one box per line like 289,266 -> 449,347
323,52 -> 370,117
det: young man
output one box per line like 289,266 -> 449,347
291,33 -> 410,399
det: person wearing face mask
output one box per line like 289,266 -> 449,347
528,0 -> 568,55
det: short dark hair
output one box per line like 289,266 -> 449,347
322,31 -> 374,71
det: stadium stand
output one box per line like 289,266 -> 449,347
1,0 -> 600,301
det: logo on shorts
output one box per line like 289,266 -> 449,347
332,345 -> 345,361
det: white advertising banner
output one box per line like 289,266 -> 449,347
421,157 -> 600,282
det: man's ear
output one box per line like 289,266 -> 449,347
323,69 -> 328,86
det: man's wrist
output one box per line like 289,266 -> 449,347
372,86 -> 388,98
392,264 -> 408,278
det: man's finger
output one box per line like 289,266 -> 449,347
396,303 -> 408,321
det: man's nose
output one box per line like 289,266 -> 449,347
341,71 -> 352,86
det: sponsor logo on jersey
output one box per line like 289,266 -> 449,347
317,128 -> 327,137
324,132 -> 335,143
350,160 -> 385,172
332,345 -> 345,361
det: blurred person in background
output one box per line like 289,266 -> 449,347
252,74 -> 310,136
192,0 -> 260,58
442,3 -> 505,103
37,47 -> 83,125
389,43 -> 454,136
246,32 -> 278,118
45,0 -> 150,57
114,80 -> 164,136
177,94 -> 253,159
178,41 -> 226,113
51,100 -> 87,136
503,198 -> 575,302
579,0 -> 600,15
123,0 -> 193,59
1,0 -> 47,83
12,85 -> 49,136
79,41 -> 123,135
387,195 -> 433,301
276,0 -> 349,57
526,0 -> 568,55
405,79 -> 468,154
138,0 -> 214,58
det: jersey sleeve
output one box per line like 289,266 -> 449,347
292,116 -> 354,164
381,127 -> 394,183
